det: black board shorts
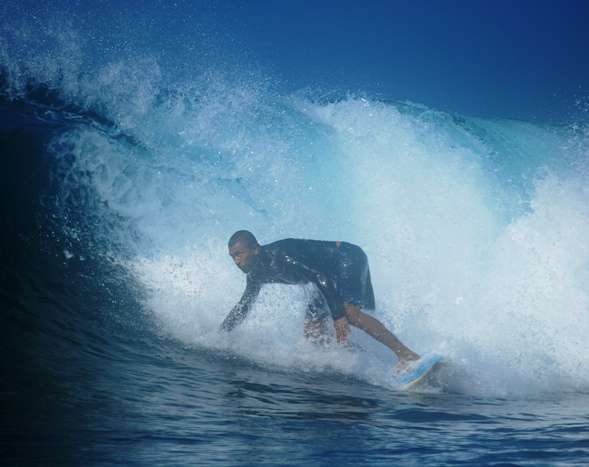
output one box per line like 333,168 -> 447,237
335,242 -> 376,310
305,242 -> 376,321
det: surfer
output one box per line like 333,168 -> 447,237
221,230 -> 420,367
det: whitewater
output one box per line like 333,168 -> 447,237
2,15 -> 589,466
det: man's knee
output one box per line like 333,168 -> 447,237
343,304 -> 362,326
304,318 -> 326,338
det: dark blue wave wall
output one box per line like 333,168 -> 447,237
0,96 -> 154,464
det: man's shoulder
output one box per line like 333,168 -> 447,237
263,238 -> 300,251
264,237 -> 342,254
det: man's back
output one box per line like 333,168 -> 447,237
262,238 -> 344,276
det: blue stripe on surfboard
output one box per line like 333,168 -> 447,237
396,354 -> 443,388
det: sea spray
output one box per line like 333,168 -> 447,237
3,18 -> 588,396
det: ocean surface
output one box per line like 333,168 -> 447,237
2,3 -> 589,465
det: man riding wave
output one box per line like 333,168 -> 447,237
221,230 -> 420,367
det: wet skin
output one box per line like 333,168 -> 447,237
229,241 -> 260,273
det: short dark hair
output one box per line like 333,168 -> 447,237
228,230 -> 259,249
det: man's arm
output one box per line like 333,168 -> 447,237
220,277 -> 261,332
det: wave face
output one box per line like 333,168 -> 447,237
2,12 -> 589,465
2,15 -> 589,392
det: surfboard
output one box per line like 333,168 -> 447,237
395,354 -> 443,390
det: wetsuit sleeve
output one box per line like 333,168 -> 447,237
220,277 -> 262,332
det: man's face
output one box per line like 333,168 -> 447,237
229,241 -> 259,273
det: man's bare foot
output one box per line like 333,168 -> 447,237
392,353 -> 421,374
402,350 -> 420,361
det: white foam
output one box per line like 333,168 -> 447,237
9,26 -> 587,395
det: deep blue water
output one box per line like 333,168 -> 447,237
2,2 -> 589,466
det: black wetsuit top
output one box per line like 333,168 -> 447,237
221,239 -> 346,331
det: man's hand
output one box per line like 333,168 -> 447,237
334,316 -> 350,344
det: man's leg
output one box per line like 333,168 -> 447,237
303,287 -> 330,344
344,304 -> 419,362
303,318 -> 328,344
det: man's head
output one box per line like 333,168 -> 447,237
228,230 -> 260,273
